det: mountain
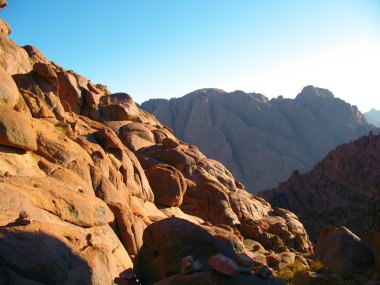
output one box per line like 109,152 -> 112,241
259,133 -> 380,261
364,108 -> 380,127
0,4 -> 313,284
141,87 -> 376,193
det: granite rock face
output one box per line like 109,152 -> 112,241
0,11 -> 311,285
141,87 -> 375,193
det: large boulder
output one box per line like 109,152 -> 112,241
0,65 -> 19,108
134,217 -> 238,284
0,108 -> 37,150
146,163 -> 187,207
99,93 -> 140,121
315,226 -> 375,272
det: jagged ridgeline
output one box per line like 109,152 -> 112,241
141,87 -> 376,193
0,2 -> 312,284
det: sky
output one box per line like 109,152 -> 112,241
1,0 -> 380,112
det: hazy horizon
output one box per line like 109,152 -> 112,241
2,0 -> 379,112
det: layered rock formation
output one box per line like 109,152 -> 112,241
259,133 -> 380,263
0,5 -> 313,284
141,87 -> 375,193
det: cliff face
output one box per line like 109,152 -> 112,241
259,133 -> 380,260
141,87 -> 375,193
0,5 -> 312,284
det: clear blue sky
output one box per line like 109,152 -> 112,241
2,0 -> 380,111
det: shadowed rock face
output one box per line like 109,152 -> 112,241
315,226 -> 375,273
259,133 -> 380,262
0,9 -> 311,284
141,87 -> 375,193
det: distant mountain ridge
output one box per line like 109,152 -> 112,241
259,133 -> 380,252
364,108 -> 380,127
141,86 -> 376,193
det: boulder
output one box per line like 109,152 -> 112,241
120,122 -> 155,151
134,217 -> 237,284
99,93 -> 140,121
316,226 -> 375,272
207,253 -> 239,277
181,255 -> 202,274
146,164 -> 187,207
0,65 -> 19,108
0,108 -> 37,150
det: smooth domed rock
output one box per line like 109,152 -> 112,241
316,226 -> 375,272
99,93 -> 140,121
120,122 -> 155,151
134,217 -> 238,284
146,163 -> 187,207
0,108 -> 37,150
0,65 -> 19,108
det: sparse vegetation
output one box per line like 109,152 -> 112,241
277,260 -> 308,284
61,231 -> 71,240
54,125 -> 67,134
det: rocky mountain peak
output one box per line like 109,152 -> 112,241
296,85 -> 335,101
142,87 -> 376,193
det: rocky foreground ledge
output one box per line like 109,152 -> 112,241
0,2 -> 378,285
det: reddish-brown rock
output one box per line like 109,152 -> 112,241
0,108 -> 37,150
146,163 -> 187,207
0,65 -> 19,108
99,93 -> 140,121
57,70 -> 83,113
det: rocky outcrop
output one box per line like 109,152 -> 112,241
0,11 -> 312,285
259,133 -> 380,264
141,87 -> 375,193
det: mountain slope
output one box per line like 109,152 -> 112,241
141,87 -> 375,193
259,133 -> 380,257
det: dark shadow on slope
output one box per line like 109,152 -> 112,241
0,226 -> 93,285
